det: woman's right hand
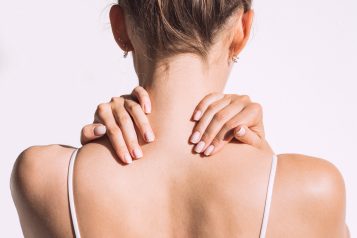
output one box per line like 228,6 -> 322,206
80,86 -> 154,164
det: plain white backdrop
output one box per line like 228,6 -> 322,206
1,0 -> 356,236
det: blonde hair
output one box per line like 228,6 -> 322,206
120,0 -> 252,59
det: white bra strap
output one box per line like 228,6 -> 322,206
68,149 -> 81,238
259,155 -> 278,238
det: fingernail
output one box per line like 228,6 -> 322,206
194,141 -> 206,153
124,153 -> 132,164
144,103 -> 151,114
204,145 -> 215,156
145,131 -> 155,142
133,148 -> 143,159
236,127 -> 246,137
94,125 -> 106,136
190,131 -> 201,144
193,111 -> 202,121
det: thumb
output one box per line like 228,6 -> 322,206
234,125 -> 262,148
80,123 -> 107,145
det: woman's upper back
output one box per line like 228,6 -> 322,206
11,138 -> 348,238
70,138 -> 274,238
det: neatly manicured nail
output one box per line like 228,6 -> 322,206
144,103 -> 151,114
133,148 -> 143,159
124,153 -> 132,164
193,111 -> 202,121
236,127 -> 246,137
190,131 -> 201,144
94,125 -> 106,136
194,141 -> 206,153
145,131 -> 155,142
204,145 -> 215,156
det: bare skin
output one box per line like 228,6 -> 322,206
10,4 -> 349,238
11,142 -> 347,237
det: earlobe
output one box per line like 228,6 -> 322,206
109,5 -> 133,53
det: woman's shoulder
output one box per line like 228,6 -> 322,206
11,144 -> 76,237
276,153 -> 345,200
11,144 -> 76,193
12,144 -> 76,192
271,153 -> 348,236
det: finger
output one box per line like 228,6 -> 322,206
96,103 -> 133,164
192,93 -> 225,121
124,98 -> 155,143
234,125 -> 262,147
195,102 -> 246,153
209,103 -> 260,144
111,98 -> 143,160
233,103 -> 262,127
199,103 -> 262,154
80,123 -> 106,145
132,86 -> 152,114
203,126 -> 262,156
190,96 -> 231,144
107,127 -> 133,164
203,133 -> 233,157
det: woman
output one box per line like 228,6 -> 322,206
11,0 -> 349,237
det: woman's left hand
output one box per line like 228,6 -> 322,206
189,93 -> 271,156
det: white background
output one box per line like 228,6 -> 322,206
0,0 -> 356,236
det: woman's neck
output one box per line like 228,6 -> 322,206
137,54 -> 232,147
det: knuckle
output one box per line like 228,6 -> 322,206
203,92 -> 221,103
240,95 -> 251,103
134,85 -> 143,92
214,131 -> 225,141
193,123 -> 203,134
106,126 -> 120,136
211,137 -> 221,146
97,103 -> 109,114
111,96 -> 124,105
213,112 -> 226,122
207,92 -> 218,98
140,122 -> 151,130
251,103 -> 263,113
127,102 -> 141,112
134,85 -> 142,91
114,146 -> 129,157
133,86 -> 145,96
222,122 -> 234,132
200,133 -> 211,142
195,105 -> 203,112
81,126 -> 90,137
127,140 -> 139,148
118,114 -> 131,125
117,146 -> 128,154
207,104 -> 217,112
223,94 -> 232,100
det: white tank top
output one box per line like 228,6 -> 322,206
67,149 -> 278,238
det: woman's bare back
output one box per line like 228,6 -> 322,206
11,137 -> 348,238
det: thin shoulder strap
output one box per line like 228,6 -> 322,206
68,148 -> 81,238
259,155 -> 278,238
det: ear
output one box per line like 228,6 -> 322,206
109,5 -> 134,52
229,9 -> 254,58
